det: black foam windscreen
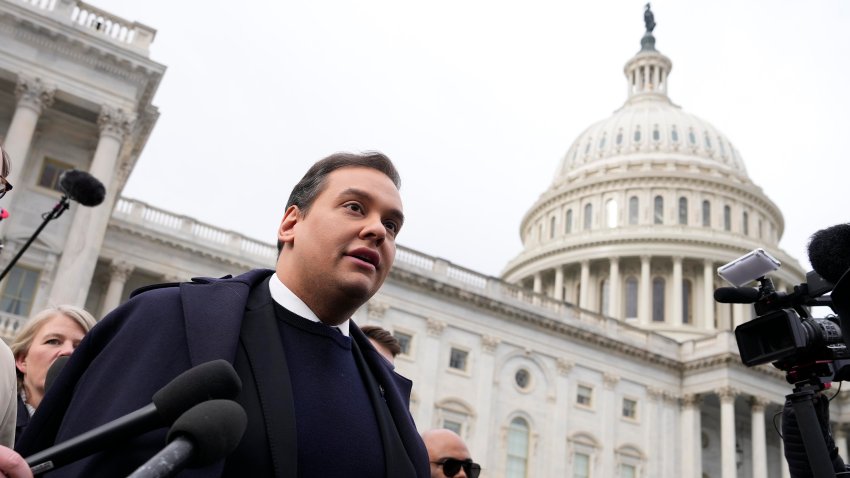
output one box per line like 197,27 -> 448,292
44,355 -> 70,394
714,287 -> 760,304
808,223 -> 850,284
152,359 -> 242,424
166,400 -> 247,467
58,169 -> 106,207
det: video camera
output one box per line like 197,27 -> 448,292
716,246 -> 850,384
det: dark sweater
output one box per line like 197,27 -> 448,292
274,303 -> 386,478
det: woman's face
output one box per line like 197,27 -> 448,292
15,314 -> 86,402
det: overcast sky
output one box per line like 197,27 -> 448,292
106,0 -> 849,279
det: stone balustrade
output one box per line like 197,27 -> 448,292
17,0 -> 156,54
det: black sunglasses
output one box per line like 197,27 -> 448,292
0,179 -> 11,199
433,458 -> 481,478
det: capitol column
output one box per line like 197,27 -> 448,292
100,261 -> 134,316
681,394 -> 702,477
3,76 -> 55,188
672,256 -> 683,326
703,260 -> 715,329
750,396 -> 768,478
639,255 -> 651,325
474,335 -> 500,468
47,106 -> 134,306
418,318 -> 446,429
719,387 -> 737,478
609,257 -> 620,317
533,272 -> 542,294
554,266 -> 564,301
579,260 -> 590,309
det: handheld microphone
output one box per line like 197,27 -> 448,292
127,400 -> 247,478
58,170 -> 105,207
714,287 -> 760,304
26,360 -> 241,475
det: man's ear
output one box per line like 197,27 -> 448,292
278,205 -> 300,247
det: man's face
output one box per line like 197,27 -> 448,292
425,431 -> 474,478
277,166 -> 403,321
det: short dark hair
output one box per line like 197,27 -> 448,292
360,325 -> 402,357
277,151 -> 401,253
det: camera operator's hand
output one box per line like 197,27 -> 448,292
782,392 -> 848,477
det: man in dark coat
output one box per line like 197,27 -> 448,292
16,151 -> 429,477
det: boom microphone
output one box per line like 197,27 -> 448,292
58,170 -> 105,207
714,287 -> 760,304
808,223 -> 850,284
127,400 -> 247,478
26,360 -> 241,475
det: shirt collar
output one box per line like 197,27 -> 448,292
268,272 -> 350,336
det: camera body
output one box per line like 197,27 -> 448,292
718,251 -> 850,382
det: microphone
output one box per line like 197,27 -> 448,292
44,356 -> 70,395
58,170 -> 105,207
714,286 -> 760,304
127,400 -> 247,478
26,360 -> 241,475
808,223 -> 850,284
0,208 -> 8,221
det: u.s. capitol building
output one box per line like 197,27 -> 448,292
0,1 -> 833,477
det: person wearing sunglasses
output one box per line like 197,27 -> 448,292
423,428 -> 482,478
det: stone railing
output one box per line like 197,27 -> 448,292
0,310 -> 25,339
17,0 -> 156,54
394,246 -> 680,356
112,198 -> 277,264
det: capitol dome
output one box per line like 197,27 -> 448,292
502,23 -> 804,341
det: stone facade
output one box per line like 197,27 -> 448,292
0,2 -> 836,478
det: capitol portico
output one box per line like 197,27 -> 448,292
0,2 -> 832,477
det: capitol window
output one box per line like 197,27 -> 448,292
652,277 -> 665,322
688,129 -> 697,145
724,205 -> 732,231
565,209 -> 573,233
742,211 -> 749,236
449,348 -> 469,371
653,196 -> 664,224
576,384 -> 594,407
616,130 -> 623,145
625,277 -> 638,318
550,216 -> 557,239
622,397 -> 638,419
628,197 -> 639,225
605,199 -> 618,228
599,134 -> 607,150
704,132 -> 712,149
652,125 -> 660,141
702,200 -> 711,227
506,417 -> 530,478
584,204 -> 593,230
678,197 -> 688,225
393,331 -> 412,356
671,126 -> 679,142
515,369 -> 532,390
38,157 -> 73,192
633,127 -> 641,142
0,265 -> 40,317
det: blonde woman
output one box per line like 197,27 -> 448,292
11,306 -> 96,443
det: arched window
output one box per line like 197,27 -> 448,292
549,216 -> 556,239
599,134 -> 607,150
506,417 -> 530,478
688,129 -> 697,145
633,126 -> 641,142
758,219 -> 763,238
565,209 -> 573,233
538,223 -> 543,242
653,196 -> 664,224
652,277 -> 665,322
652,125 -> 660,141
605,199 -> 618,228
625,277 -> 638,318
671,126 -> 679,142
682,280 -> 693,324
584,204 -> 593,230
702,200 -> 711,227
704,132 -> 712,150
600,279 -> 610,315
723,205 -> 731,231
616,129 -> 623,145
628,197 -> 639,225
678,197 -> 688,225
742,211 -> 749,236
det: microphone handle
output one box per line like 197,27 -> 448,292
27,403 -> 160,475
126,436 -> 194,478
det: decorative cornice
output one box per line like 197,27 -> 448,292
426,318 -> 447,337
481,335 -> 500,353
388,266 -> 682,371
367,301 -> 389,319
